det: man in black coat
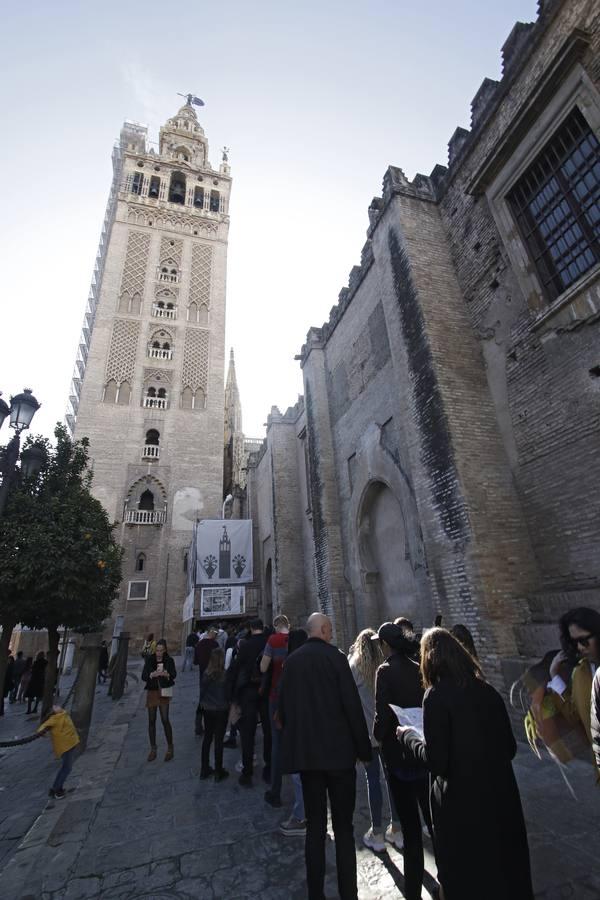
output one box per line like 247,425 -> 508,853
279,612 -> 371,900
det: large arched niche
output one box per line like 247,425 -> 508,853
348,423 -> 432,631
358,480 -> 418,624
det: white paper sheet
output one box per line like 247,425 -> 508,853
389,704 -> 424,739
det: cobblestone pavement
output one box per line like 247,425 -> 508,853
0,668 -> 116,870
0,660 -> 599,899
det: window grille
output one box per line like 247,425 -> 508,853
507,107 -> 600,302
128,580 -> 149,600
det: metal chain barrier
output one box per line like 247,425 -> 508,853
0,664 -> 83,751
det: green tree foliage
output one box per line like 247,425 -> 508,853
0,425 -> 122,715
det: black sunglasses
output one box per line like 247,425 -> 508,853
572,633 -> 593,648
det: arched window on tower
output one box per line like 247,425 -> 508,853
169,171 -> 186,205
131,172 -> 144,195
119,292 -> 130,313
181,386 -> 206,410
194,186 -> 204,209
181,386 -> 193,409
139,489 -> 155,511
103,379 -> 117,403
117,381 -> 131,405
148,176 -> 160,199
130,292 -> 142,315
210,189 -> 220,212
135,553 -> 146,572
143,383 -> 168,409
187,302 -> 198,323
198,304 -> 209,326
143,428 -> 160,460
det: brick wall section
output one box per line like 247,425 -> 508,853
268,416 -> 308,625
303,346 -> 357,649
435,0 -> 600,603
369,194 -> 539,679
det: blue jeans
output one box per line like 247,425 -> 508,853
269,698 -> 282,798
364,748 -> 400,831
292,772 -> 305,821
182,646 -> 195,672
52,748 -> 75,792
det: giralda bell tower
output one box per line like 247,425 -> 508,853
68,97 -> 232,646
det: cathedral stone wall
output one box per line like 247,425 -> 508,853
247,0 -> 600,680
435,0 -> 600,604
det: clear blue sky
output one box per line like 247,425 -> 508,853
0,0 -> 538,440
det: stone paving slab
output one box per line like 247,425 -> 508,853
1,661 -> 600,899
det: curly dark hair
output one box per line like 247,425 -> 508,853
558,607 -> 600,662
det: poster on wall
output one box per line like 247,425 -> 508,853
200,586 -> 245,617
195,519 -> 253,585
182,589 -> 195,623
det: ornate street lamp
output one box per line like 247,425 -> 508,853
0,388 -> 42,516
9,389 -> 41,432
20,444 -> 47,480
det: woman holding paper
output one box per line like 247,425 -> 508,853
373,622 -> 434,900
397,628 -> 533,900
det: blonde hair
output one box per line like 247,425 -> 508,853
349,628 -> 384,693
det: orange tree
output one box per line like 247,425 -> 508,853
0,425 -> 122,717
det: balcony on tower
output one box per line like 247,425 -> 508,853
147,329 -> 174,361
152,302 -> 177,320
142,429 -> 160,460
124,509 -> 166,525
124,476 -> 166,526
143,386 -> 168,409
148,347 -> 173,360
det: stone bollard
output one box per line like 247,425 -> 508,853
108,631 -> 130,702
70,632 -> 102,753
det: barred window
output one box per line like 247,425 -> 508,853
508,107 -> 600,302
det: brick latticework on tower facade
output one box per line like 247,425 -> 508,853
69,101 -> 232,648
246,0 -> 600,689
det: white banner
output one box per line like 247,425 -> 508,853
201,586 -> 245,617
182,589 -> 195,623
195,519 -> 253,585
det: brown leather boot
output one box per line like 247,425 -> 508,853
147,747 -> 157,762
164,745 -> 174,762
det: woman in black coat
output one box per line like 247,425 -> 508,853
397,628 -> 533,900
141,639 -> 176,762
373,622 -> 433,900
25,652 -> 47,714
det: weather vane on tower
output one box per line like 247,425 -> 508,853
177,92 -> 205,108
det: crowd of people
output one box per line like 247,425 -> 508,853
5,603 -> 599,899
2,649 -> 47,715
142,604 -> 598,900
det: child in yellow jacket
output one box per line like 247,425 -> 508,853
37,706 -> 80,799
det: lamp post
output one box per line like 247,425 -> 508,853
0,388 -> 42,516
222,493 -> 233,519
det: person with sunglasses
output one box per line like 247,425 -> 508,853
548,607 -> 600,775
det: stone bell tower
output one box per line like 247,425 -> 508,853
68,98 -> 232,647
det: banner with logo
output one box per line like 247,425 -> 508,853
195,519 -> 253,585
